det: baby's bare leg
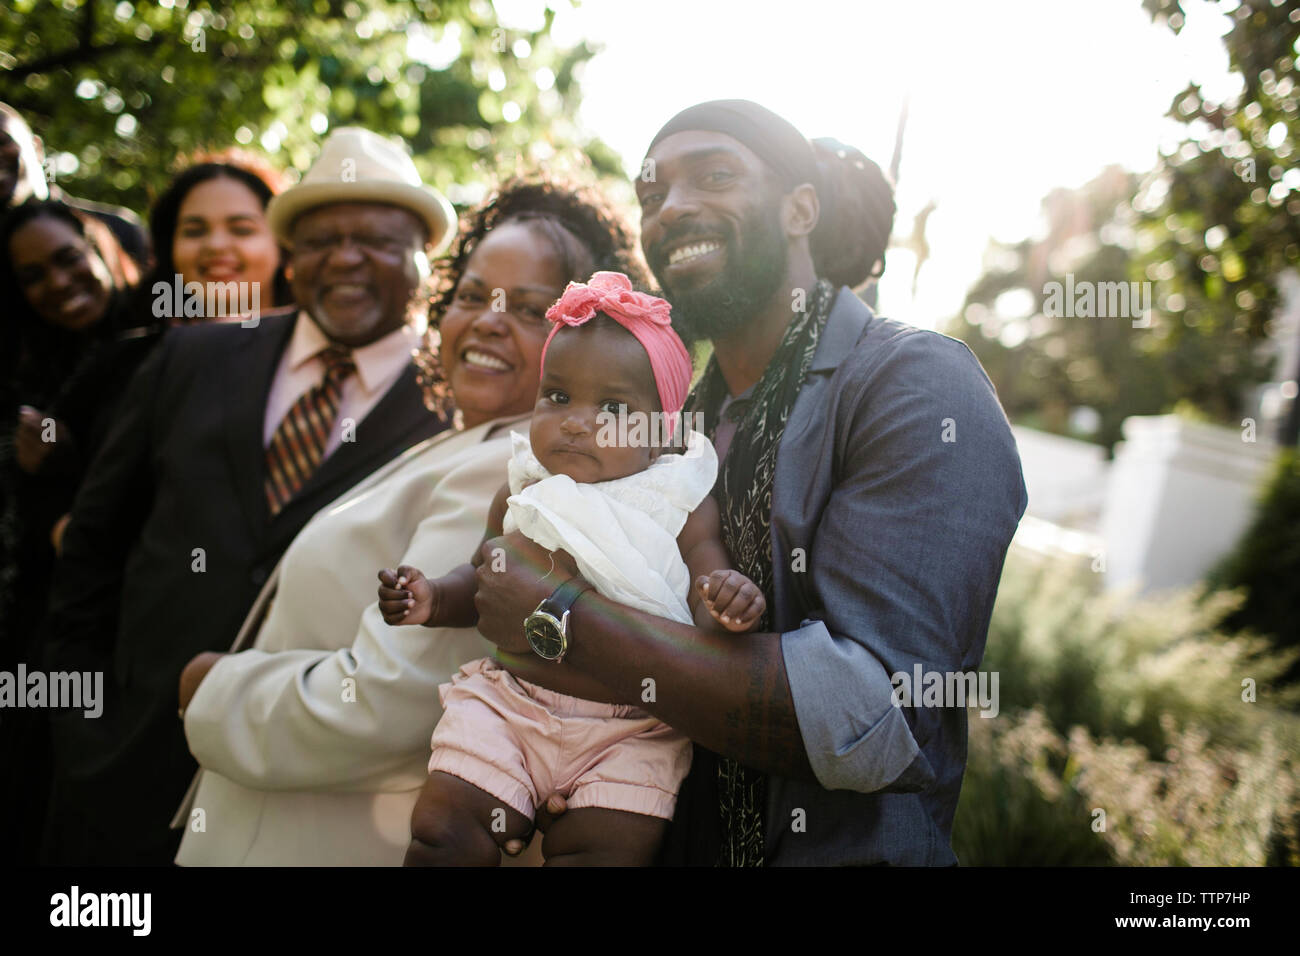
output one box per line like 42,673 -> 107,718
405,771 -> 533,867
540,808 -> 668,867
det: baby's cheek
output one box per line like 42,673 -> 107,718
528,416 -> 551,450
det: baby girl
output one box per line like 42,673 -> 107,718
376,271 -> 764,865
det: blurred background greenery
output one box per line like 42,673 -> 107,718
954,543 -> 1299,866
945,0 -> 1300,452
0,0 -> 625,212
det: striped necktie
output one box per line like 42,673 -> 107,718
264,345 -> 356,516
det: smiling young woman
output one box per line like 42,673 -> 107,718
141,149 -> 291,323
0,199 -> 145,549
2,204 -> 144,452
4,202 -> 135,334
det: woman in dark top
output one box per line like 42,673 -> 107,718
1,201 -> 147,627
0,200 -> 148,865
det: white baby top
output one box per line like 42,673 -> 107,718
503,429 -> 719,625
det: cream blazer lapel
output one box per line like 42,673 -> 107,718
169,425 -> 473,832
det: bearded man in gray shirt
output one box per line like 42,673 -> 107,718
417,100 -> 1027,866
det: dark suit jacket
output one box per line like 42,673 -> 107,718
41,307 -> 448,864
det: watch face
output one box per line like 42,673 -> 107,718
525,612 -> 565,660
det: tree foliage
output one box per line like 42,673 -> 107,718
946,0 -> 1299,450
944,169 -> 1196,453
0,0 -> 617,216
1137,0 -> 1300,441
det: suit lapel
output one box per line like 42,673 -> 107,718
772,289 -> 873,626
809,287 -> 872,373
263,362 -> 447,553
303,363 -> 434,494
222,310 -> 297,542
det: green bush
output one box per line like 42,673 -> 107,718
1211,448 -> 1300,681
955,708 -> 1112,866
1068,716 -> 1295,866
953,548 -> 1300,866
983,550 -> 1300,756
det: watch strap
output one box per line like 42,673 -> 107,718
542,576 -> 593,617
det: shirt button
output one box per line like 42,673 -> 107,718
250,567 -> 268,586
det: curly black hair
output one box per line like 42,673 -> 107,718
415,177 -> 650,418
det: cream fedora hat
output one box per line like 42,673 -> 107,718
266,126 -> 456,254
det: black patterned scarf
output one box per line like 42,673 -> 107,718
684,278 -> 835,866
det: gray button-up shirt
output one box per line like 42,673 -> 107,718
694,287 -> 1027,865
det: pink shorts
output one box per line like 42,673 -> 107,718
428,657 -> 692,820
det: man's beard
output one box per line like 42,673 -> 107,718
653,203 -> 788,344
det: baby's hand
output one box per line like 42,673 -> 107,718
377,565 -> 438,626
696,570 -> 765,633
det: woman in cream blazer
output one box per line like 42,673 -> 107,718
175,415 -> 526,865
173,178 -> 650,865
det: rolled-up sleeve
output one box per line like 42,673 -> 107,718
781,331 -> 1026,794
783,620 -> 936,792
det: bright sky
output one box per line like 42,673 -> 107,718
494,0 -> 1238,330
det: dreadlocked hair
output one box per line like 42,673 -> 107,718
414,177 -> 650,418
809,137 -> 896,290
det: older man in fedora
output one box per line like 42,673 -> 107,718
40,127 -> 456,865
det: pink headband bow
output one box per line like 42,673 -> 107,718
541,271 -> 692,437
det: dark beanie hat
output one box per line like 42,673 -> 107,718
647,99 -> 818,190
